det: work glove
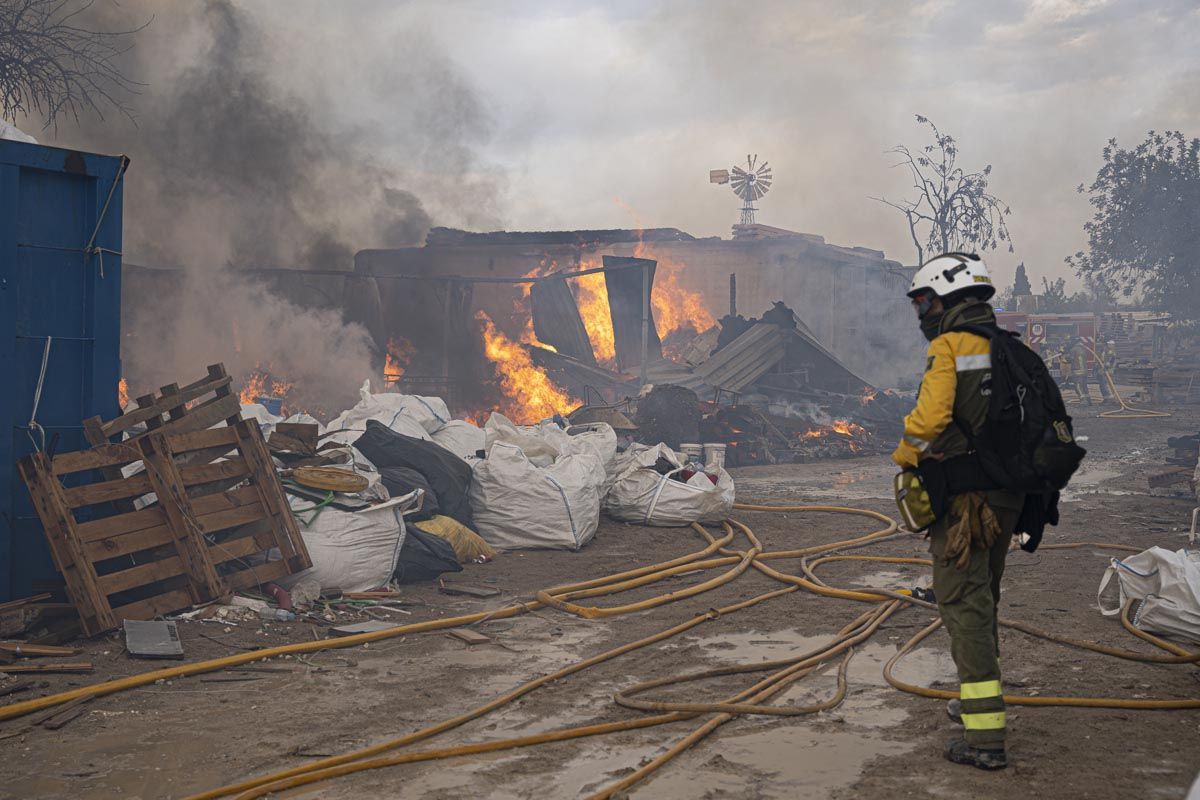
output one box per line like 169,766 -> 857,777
894,469 -> 935,533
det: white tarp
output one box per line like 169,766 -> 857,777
1098,546 -> 1200,644
278,491 -> 421,593
323,380 -> 450,446
240,403 -> 282,436
0,121 -> 36,144
604,443 -> 735,527
431,420 -> 486,460
469,441 -> 604,551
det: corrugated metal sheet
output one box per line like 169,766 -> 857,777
0,141 -> 125,601
603,256 -> 662,373
530,276 -> 596,365
694,323 -> 786,392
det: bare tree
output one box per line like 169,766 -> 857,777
0,0 -> 146,130
874,115 -> 1014,265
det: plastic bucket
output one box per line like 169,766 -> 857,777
703,443 -> 727,470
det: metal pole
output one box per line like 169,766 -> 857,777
441,280 -> 452,382
640,262 -> 650,386
729,273 -> 737,317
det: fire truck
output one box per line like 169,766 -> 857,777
995,311 -> 1099,368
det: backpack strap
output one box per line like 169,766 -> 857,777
942,322 -> 1001,445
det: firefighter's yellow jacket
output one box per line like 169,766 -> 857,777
892,301 -> 997,470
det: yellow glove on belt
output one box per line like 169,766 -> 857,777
894,469 -> 935,532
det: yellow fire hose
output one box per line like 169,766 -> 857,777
4,502 -> 1198,800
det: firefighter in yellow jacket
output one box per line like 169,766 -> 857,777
893,252 -> 1024,771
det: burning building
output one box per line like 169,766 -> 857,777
120,222 -> 921,434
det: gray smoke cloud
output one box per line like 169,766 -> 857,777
32,0 -> 503,414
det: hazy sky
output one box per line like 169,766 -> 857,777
38,0 -> 1200,290
422,0 -> 1200,289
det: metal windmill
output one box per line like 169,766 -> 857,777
710,154 -> 773,225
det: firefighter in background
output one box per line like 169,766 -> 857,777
1068,337 -> 1093,405
1053,345 -> 1073,389
892,252 -> 1023,771
1096,340 -> 1118,402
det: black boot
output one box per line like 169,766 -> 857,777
946,698 -> 962,724
944,738 -> 1007,770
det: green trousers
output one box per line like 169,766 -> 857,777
928,500 -> 1020,749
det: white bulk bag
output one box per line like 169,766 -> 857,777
278,491 -> 420,593
604,443 -> 735,527
1098,546 -> 1200,644
323,380 -> 448,446
565,423 -> 619,487
484,413 -> 561,466
240,403 -> 283,436
469,441 -> 604,551
484,414 -> 617,476
431,420 -> 486,460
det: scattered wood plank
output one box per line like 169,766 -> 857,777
447,628 -> 491,646
438,581 -> 501,599
29,696 -> 92,728
0,642 -> 82,658
0,594 -> 52,613
0,662 -> 93,674
40,698 -> 93,730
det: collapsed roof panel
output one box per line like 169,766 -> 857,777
603,256 -> 663,374
530,276 -> 596,365
694,323 -> 788,392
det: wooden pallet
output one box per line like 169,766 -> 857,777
19,420 -> 311,636
83,363 -> 243,466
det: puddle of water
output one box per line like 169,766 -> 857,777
639,725 -> 912,800
681,628 -> 954,684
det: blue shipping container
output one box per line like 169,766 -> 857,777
0,140 -> 126,601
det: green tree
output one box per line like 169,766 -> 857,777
1040,277 -> 1071,311
1068,130 -> 1200,316
1013,263 -> 1032,295
875,115 -> 1014,265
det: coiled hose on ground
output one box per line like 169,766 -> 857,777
2,503 -> 1197,799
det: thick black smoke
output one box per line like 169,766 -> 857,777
31,0 -> 502,413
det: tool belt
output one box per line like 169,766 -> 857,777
915,452 -> 998,523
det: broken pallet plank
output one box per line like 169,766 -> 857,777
0,662 -> 93,674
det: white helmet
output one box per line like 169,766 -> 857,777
908,252 -> 995,302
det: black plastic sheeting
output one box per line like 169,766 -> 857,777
395,527 -> 462,583
379,466 -> 439,522
354,420 -> 474,528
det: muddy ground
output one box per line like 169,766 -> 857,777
3,405 -> 1200,799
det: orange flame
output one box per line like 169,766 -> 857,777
239,370 -> 267,405
118,378 -> 129,409
383,336 -> 416,385
476,311 -> 578,423
630,238 -> 715,343
833,420 -> 866,437
238,364 -> 294,413
571,265 -> 617,364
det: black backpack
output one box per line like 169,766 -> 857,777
952,323 -> 1086,493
